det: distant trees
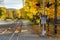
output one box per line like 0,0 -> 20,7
0,0 -> 60,21
0,9 -> 2,17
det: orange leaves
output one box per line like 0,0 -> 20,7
32,5 -> 37,9
48,13 -> 54,18
57,13 -> 60,17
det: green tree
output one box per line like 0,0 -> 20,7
0,9 -> 3,18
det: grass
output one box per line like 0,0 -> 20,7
30,24 -> 60,37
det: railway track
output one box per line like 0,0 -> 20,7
0,20 -> 60,40
0,22 -> 21,40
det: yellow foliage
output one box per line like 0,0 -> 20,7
36,19 -> 40,24
57,6 -> 60,16
15,10 -> 21,18
0,15 -> 6,20
6,10 -> 14,19
48,13 -> 54,18
24,6 -> 29,12
39,9 -> 43,13
57,13 -> 60,16
0,0 -> 59,20
0,7 -> 6,20
27,13 -> 33,19
30,7 -> 37,14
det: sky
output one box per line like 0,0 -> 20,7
0,0 -> 24,9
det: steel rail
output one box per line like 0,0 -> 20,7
8,22 -> 21,40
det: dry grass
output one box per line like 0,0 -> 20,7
30,25 -> 60,37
